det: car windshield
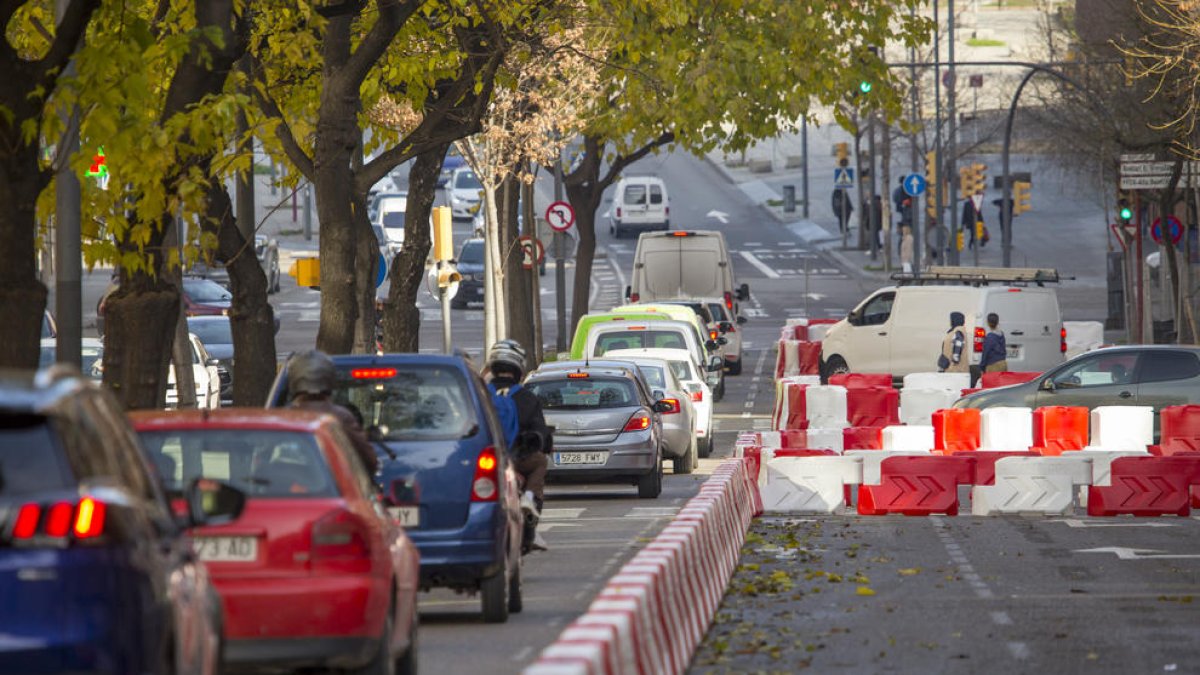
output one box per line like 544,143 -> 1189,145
595,330 -> 688,354
183,278 -> 232,303
332,366 -> 476,441
0,414 -> 73,495
382,212 -> 405,230
636,365 -> 667,389
373,224 -> 386,243
188,319 -> 232,346
460,240 -> 485,264
138,429 -> 336,497
455,170 -> 482,190
668,360 -> 694,382
527,377 -> 638,409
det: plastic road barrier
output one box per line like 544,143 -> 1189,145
882,425 -> 935,452
1158,405 -> 1200,455
1032,406 -> 1089,455
932,408 -> 981,453
969,450 -> 1041,486
903,372 -> 971,392
1063,320 -> 1104,360
857,455 -> 975,516
972,455 -> 1093,516
761,453 -> 860,514
843,426 -> 883,450
980,371 -> 1041,388
1087,456 -> 1200,516
805,385 -> 849,429
829,373 -> 894,389
979,407 -> 1033,451
1090,406 -> 1154,451
806,427 -> 845,453
846,386 -> 900,428
899,388 -> 961,426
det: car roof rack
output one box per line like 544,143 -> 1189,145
891,266 -> 1065,287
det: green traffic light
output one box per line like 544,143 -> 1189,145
859,81 -> 872,94
1119,206 -> 1132,220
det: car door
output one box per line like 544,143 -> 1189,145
1034,351 -> 1141,409
1134,350 -> 1200,411
844,291 -> 895,371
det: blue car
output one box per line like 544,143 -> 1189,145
266,353 -> 525,623
438,146 -> 467,188
0,367 -> 244,674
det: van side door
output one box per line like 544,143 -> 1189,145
842,291 -> 895,372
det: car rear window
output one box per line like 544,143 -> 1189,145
636,365 -> 667,389
528,378 -> 638,409
0,414 -> 72,495
1139,351 -> 1200,384
138,429 -> 335,498
382,212 -> 405,229
669,360 -> 694,382
455,170 -> 482,190
183,278 -> 232,304
188,319 -> 231,346
623,184 -> 647,205
334,366 -> 476,441
708,303 -> 729,322
595,330 -> 687,354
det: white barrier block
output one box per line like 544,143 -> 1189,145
846,449 -> 932,485
758,431 -> 782,448
980,407 -> 1033,450
805,427 -> 844,453
1090,406 -> 1154,450
1082,449 -> 1150,486
971,455 -> 1093,515
1064,321 -> 1104,360
780,375 -> 822,386
903,371 -> 971,392
900,388 -> 961,426
781,339 -> 801,377
808,323 -> 834,342
805,385 -> 848,428
760,455 -> 863,514
881,425 -> 934,452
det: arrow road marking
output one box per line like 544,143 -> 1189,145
1051,518 -> 1176,528
1076,547 -> 1200,560
706,209 -> 729,224
738,251 -> 781,279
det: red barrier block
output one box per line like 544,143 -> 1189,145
846,386 -> 900,428
774,339 -> 788,379
981,371 -> 1041,388
1159,405 -> 1200,456
843,426 -> 883,450
829,373 -> 893,389
961,388 -> 982,398
797,341 -> 822,375
783,383 -> 810,431
1087,456 -> 1200,516
932,408 -> 981,453
780,430 -> 808,448
1033,406 -> 1089,456
969,451 -> 1040,485
857,455 -> 975,516
792,324 -> 809,341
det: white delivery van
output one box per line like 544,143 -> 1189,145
626,230 -> 750,318
820,268 -> 1065,380
609,176 -> 670,238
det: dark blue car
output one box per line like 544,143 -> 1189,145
266,353 -> 524,623
0,367 -> 244,673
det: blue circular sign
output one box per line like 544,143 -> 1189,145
903,173 -> 927,197
376,252 -> 388,288
1151,215 -> 1183,246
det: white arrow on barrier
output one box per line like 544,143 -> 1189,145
1051,518 -> 1176,529
1076,547 -> 1200,560
706,209 -> 729,224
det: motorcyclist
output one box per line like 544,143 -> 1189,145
485,339 -> 552,552
286,350 -> 380,475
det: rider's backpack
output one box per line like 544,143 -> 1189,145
487,382 -> 521,449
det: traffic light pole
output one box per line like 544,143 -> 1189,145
55,0 -> 81,369
908,20 -> 923,276
946,0 -> 960,265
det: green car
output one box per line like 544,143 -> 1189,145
568,312 -> 662,360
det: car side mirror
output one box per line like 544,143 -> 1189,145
205,357 -> 220,367
717,336 -> 728,346
652,400 -> 673,414
719,321 -> 733,333
185,478 -> 245,528
847,309 -> 862,326
652,389 -> 666,400
707,356 -> 723,372
736,283 -> 750,301
705,339 -> 719,352
1041,378 -> 1056,392
737,315 -> 748,326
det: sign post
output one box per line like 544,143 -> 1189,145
546,199 -> 575,353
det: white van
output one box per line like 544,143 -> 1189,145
610,176 -> 670,238
820,272 -> 1065,380
627,230 -> 749,318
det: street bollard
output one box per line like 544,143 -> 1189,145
783,185 -> 796,213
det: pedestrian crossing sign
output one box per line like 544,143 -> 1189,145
834,168 -> 855,189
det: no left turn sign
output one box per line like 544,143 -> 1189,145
545,201 -> 575,232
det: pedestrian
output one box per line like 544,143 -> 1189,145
961,199 -> 978,249
899,225 -> 914,273
832,189 -> 853,233
937,311 -> 969,374
871,194 -> 884,248
979,312 -> 1008,374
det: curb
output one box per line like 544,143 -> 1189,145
523,458 -> 762,675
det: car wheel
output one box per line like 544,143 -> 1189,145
507,560 -> 523,614
395,608 -> 418,675
480,556 -> 509,623
713,379 -> 725,402
673,438 -> 696,475
728,358 -> 743,376
356,605 -> 395,675
822,355 -> 849,384
698,436 -> 712,459
637,459 -> 663,498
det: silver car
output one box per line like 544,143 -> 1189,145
525,365 -> 670,498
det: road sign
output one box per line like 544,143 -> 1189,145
1119,161 -> 1176,176
545,201 -> 575,231
969,74 -> 984,88
1151,215 -> 1184,245
971,193 -> 983,212
902,173 -> 926,196
1120,152 -> 1157,163
376,252 -> 387,288
520,236 -> 545,269
833,167 -> 855,189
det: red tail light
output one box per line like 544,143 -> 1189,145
665,206 -> 670,217
351,367 -> 396,379
672,231 -> 690,237
471,447 -> 499,502
12,504 -> 40,540
624,413 -> 652,432
616,207 -> 622,218
1060,326 -> 1067,353
723,291 -> 733,310
659,398 -> 681,414
709,330 -> 719,340
690,390 -> 704,403
312,509 -> 371,567
9,498 -> 107,543
630,292 -> 640,302
973,327 -> 986,353
44,503 -> 74,538
73,497 -> 106,539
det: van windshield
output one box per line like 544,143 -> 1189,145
595,330 -> 688,354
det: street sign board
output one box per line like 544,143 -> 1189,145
1120,152 -> 1157,163
1151,215 -> 1184,245
1120,174 -> 1200,190
520,236 -> 545,269
902,173 -> 926,196
545,201 -> 575,231
1119,161 -> 1175,176
834,167 -> 855,189
971,193 -> 984,212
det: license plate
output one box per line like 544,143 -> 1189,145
555,451 -> 609,465
388,506 -> 420,527
193,536 -> 257,562
1007,345 -> 1021,359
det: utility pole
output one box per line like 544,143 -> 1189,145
867,113 -> 879,261
909,24 -> 923,275
54,0 -> 81,368
854,124 -> 866,250
801,118 -> 810,219
933,0 -> 945,266
554,150 -> 567,353
947,0 -> 961,265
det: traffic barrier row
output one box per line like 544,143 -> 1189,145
524,458 -> 760,675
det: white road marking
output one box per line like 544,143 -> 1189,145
1007,642 -> 1030,660
1052,518 -> 1175,528
990,611 -> 1013,626
542,508 -> 587,520
628,507 -> 679,518
512,647 -> 533,662
738,251 -> 781,279
1076,547 -> 1200,560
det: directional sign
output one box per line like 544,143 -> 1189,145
519,236 -> 545,270
376,252 -> 387,288
1151,215 -> 1184,245
833,167 -> 855,189
902,173 -> 926,197
544,201 -> 575,232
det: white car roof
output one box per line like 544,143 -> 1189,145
603,347 -> 696,365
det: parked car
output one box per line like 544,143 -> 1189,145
166,333 -> 222,409
438,146 -> 468,188
41,310 -> 56,338
0,367 -> 243,674
577,317 -> 725,401
182,276 -> 233,316
524,364 -> 669,498
187,316 -> 234,406
130,409 -> 420,673
609,175 -> 670,238
38,337 -> 104,381
448,167 -> 483,220
955,346 -> 1200,436
266,354 -> 525,623
605,347 -> 715,458
185,236 -> 280,294
627,230 -> 749,320
452,237 -> 485,309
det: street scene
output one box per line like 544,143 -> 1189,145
5,0 -> 1200,674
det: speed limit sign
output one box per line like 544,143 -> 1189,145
544,201 -> 575,232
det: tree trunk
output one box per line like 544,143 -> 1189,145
564,151 -> 604,337
102,279 -> 179,409
353,194 -> 378,354
0,156 -> 48,369
171,309 -> 198,409
383,145 -> 444,353
502,177 -> 532,363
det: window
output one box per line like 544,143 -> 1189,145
183,278 -> 232,304
636,365 -> 667,389
857,292 -> 895,326
528,378 -> 638,409
624,185 -> 647,206
1138,351 -> 1200,384
455,170 -> 482,191
595,330 -> 687,354
669,360 -> 694,382
138,429 -> 335,497
382,212 -> 405,229
460,240 -> 485,265
707,303 -> 728,322
187,319 -> 232,347
333,366 -> 476,441
0,414 -> 72,495
1051,352 -> 1139,388
649,185 -> 664,205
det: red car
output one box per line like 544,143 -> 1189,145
130,409 -> 419,673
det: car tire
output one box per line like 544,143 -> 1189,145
822,355 -> 849,384
480,558 -> 509,623
713,379 -> 725,402
673,438 -> 696,475
728,358 -> 743,376
356,605 -> 395,675
508,561 -> 523,614
637,459 -> 663,498
697,436 -> 712,459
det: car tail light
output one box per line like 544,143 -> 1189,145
624,413 -> 652,432
1060,326 -> 1067,353
616,207 -> 622,218
312,509 -> 371,565
665,206 -> 670,217
709,330 -> 718,340
12,504 -> 40,540
9,498 -> 108,544
351,367 -> 396,379
672,231 -> 690,237
630,292 -> 639,302
471,447 -> 499,502
659,398 -> 681,414
723,291 -> 733,310
73,497 -> 106,539
690,390 -> 704,403
974,327 -> 986,353
568,372 -> 590,379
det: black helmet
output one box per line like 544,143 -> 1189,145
287,350 -> 337,398
487,340 -> 527,380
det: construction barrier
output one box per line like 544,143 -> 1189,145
979,407 -> 1033,451
932,408 -> 981,453
1032,406 -> 1089,455
1157,405 -> 1200,455
1063,320 -> 1104,360
846,386 -> 900,428
899,388 -> 960,426
829,373 -> 893,388
858,455 -> 975,516
1090,406 -> 1154,451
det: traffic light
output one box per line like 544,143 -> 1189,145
1117,193 -> 1133,224
925,151 -> 938,185
834,142 -> 849,163
971,163 -> 988,197
432,206 -> 453,261
959,166 -> 974,195
1013,181 -> 1031,215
